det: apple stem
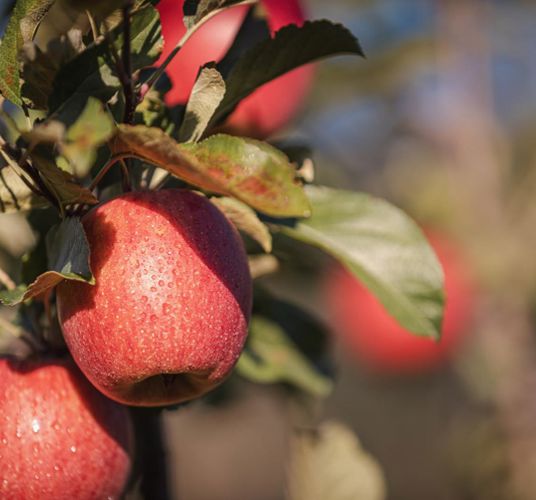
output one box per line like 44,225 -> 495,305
130,408 -> 171,500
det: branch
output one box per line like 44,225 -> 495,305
130,409 -> 170,500
122,1 -> 135,124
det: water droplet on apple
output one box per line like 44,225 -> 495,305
70,445 -> 77,453
158,280 -> 165,287
31,419 -> 40,433
150,286 -> 157,292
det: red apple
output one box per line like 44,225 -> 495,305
0,356 -> 133,500
324,233 -> 475,374
156,0 -> 315,138
57,189 -> 252,406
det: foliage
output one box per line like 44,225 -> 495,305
0,1 -> 447,497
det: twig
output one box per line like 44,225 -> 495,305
85,9 -> 99,42
119,159 -> 132,192
0,267 -> 15,291
88,154 -> 128,192
121,1 -> 135,125
130,409 -> 170,500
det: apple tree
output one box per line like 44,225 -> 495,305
0,0 -> 445,498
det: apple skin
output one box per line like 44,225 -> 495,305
57,189 -> 252,406
156,0 -> 315,138
0,356 -> 133,500
324,233 -> 475,374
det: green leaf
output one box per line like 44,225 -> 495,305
236,315 -> 333,397
30,149 -> 98,209
178,65 -> 226,143
49,4 -> 162,112
210,20 -> 364,126
183,0 -> 256,31
0,0 -> 54,105
21,29 -> 85,110
60,97 -> 115,176
0,151 -> 48,213
0,169 -> 47,213
211,196 -> 271,252
288,421 -> 386,500
0,217 -> 94,305
276,186 -> 445,339
110,125 -> 310,217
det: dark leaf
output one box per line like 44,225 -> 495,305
0,217 -> 94,305
31,149 -> 98,209
236,315 -> 333,397
49,4 -> 162,112
21,29 -> 85,109
210,20 -> 364,126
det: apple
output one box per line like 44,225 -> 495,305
57,189 -> 252,406
0,356 -> 133,500
324,232 -> 475,374
156,0 -> 315,138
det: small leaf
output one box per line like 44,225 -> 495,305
183,0 -> 256,30
178,65 -> 226,143
210,20 -> 364,126
275,186 -> 445,339
211,196 -> 271,252
60,97 -> 115,176
21,29 -> 85,110
0,152 -> 48,213
0,0 -> 55,105
110,124 -> 310,217
288,421 -> 386,500
236,315 -> 333,397
31,149 -> 98,208
0,217 -> 94,305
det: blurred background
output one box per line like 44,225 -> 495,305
2,0 -> 536,499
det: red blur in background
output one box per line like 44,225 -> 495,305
324,232 -> 476,374
156,0 -> 315,138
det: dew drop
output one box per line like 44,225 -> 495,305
31,419 -> 40,433
150,286 -> 157,292
70,445 -> 77,453
158,280 -> 165,287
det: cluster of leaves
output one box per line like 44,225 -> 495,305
0,0 -> 444,401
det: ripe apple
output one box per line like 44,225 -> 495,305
57,189 -> 252,406
156,0 -> 315,138
0,356 -> 133,500
324,233 -> 475,374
